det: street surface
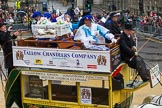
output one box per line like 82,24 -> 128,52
138,35 -> 162,71
131,81 -> 162,108
131,34 -> 162,107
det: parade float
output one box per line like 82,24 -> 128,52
4,17 -> 161,108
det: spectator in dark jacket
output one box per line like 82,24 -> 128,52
119,23 -> 149,82
104,12 -> 121,35
0,23 -> 20,75
104,12 -> 121,43
0,23 -> 23,108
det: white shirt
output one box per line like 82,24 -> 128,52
74,23 -> 114,50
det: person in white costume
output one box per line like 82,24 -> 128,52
74,15 -> 117,50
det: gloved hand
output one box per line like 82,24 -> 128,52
105,33 -> 114,40
8,26 -> 12,31
13,31 -> 20,36
111,38 -> 117,43
135,52 -> 138,56
132,46 -> 137,52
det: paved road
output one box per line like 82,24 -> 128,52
130,34 -> 162,107
131,79 -> 162,108
137,34 -> 162,71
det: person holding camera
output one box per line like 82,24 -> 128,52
0,23 -> 21,75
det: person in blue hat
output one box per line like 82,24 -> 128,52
78,10 -> 91,27
74,15 -> 117,50
43,12 -> 52,23
31,11 -> 42,35
44,12 -> 51,19
32,11 -> 42,24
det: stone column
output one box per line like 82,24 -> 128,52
77,0 -> 84,9
93,0 -> 103,4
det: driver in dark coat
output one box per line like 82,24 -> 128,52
119,23 -> 149,82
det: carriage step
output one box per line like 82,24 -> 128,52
122,81 -> 148,92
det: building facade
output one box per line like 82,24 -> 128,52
144,0 -> 162,16
128,0 -> 139,15
92,0 -> 162,16
97,0 -> 129,12
127,0 -> 162,16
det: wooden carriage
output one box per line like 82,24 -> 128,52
5,23 -> 149,108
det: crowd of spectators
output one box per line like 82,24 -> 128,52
0,1 -> 36,25
0,1 -> 162,31
126,13 -> 162,29
137,15 -> 162,28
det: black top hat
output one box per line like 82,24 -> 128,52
124,23 -> 133,30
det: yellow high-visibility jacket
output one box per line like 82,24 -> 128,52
16,1 -> 21,10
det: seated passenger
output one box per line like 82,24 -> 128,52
43,12 -> 52,23
74,15 -> 117,50
78,10 -> 91,27
31,11 -> 42,35
119,23 -> 149,82
51,13 -> 57,22
31,11 -> 42,24
64,12 -> 74,31
104,12 -> 121,35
